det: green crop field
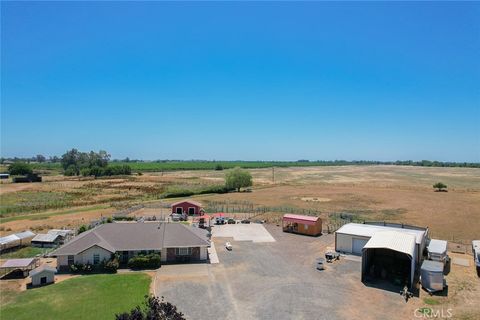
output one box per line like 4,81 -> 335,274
1,273 -> 151,320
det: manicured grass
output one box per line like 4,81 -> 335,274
0,246 -> 50,259
1,273 -> 151,320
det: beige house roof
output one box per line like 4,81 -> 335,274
52,222 -> 209,256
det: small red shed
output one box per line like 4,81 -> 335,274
171,200 -> 203,215
282,214 -> 322,236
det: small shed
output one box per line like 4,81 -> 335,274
171,200 -> 203,215
282,214 -> 322,236
29,265 -> 56,286
0,258 -> 39,278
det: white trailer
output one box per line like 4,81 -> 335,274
473,240 -> 480,277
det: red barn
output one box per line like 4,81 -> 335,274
171,200 -> 203,215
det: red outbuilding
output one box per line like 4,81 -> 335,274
282,214 -> 322,236
171,200 -> 203,215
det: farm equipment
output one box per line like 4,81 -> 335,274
325,251 -> 340,263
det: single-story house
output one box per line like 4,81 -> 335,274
171,200 -> 203,215
29,265 -> 56,286
282,214 -> 322,236
32,229 -> 74,248
0,231 -> 36,252
52,222 -> 209,268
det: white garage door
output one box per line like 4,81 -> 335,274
352,238 -> 369,255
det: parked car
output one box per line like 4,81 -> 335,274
171,213 -> 184,222
225,242 -> 232,251
216,217 -> 225,225
227,218 -> 236,224
241,219 -> 251,224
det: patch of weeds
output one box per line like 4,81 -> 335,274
423,297 -> 441,305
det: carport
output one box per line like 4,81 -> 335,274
0,258 -> 39,278
361,231 -> 416,289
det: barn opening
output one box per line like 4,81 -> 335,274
361,231 -> 416,289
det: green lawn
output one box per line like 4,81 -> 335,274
0,246 -> 50,259
1,273 -> 151,320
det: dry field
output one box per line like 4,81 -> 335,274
1,165 -> 479,243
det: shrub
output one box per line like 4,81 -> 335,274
103,258 -> 119,273
127,253 -> 161,269
77,224 -> 89,234
64,165 -> 78,176
433,182 -> 447,192
80,168 -> 91,176
8,162 -> 33,175
214,164 -> 223,171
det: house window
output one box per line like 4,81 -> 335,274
67,255 -> 74,265
175,248 -> 192,256
304,224 -> 309,230
93,254 -> 100,264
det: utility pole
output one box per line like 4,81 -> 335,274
272,166 -> 275,184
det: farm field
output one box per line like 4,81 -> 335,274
0,273 -> 151,320
0,165 -> 479,243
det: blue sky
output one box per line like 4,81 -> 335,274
1,2 -> 479,161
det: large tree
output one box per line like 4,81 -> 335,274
116,295 -> 185,320
225,167 -> 253,192
61,149 -> 111,176
8,162 -> 33,175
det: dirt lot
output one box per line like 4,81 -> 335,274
155,224 -> 480,320
1,166 -> 479,243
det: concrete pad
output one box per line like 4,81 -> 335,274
208,242 -> 219,264
211,224 -> 276,243
452,257 -> 470,267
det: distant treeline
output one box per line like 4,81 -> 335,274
2,158 -> 478,171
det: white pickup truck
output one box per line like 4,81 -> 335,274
473,240 -> 480,277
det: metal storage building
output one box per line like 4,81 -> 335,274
361,231 -> 417,288
335,223 -> 428,262
0,231 -> 36,252
282,214 -> 322,236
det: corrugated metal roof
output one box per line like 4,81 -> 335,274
0,231 -> 36,245
336,223 -> 426,244
363,231 -> 416,257
283,214 -> 320,224
15,231 -> 36,239
0,258 -> 36,268
0,234 -> 20,245
427,239 -> 448,255
32,234 -> 59,243
48,229 -> 73,237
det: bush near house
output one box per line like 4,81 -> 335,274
127,253 -> 161,269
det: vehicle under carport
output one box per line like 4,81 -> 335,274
361,231 -> 417,289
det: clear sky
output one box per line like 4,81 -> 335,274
1,2 -> 479,161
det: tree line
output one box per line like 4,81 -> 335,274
1,156 -> 479,169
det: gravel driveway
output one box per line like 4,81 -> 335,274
155,225 -> 414,320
